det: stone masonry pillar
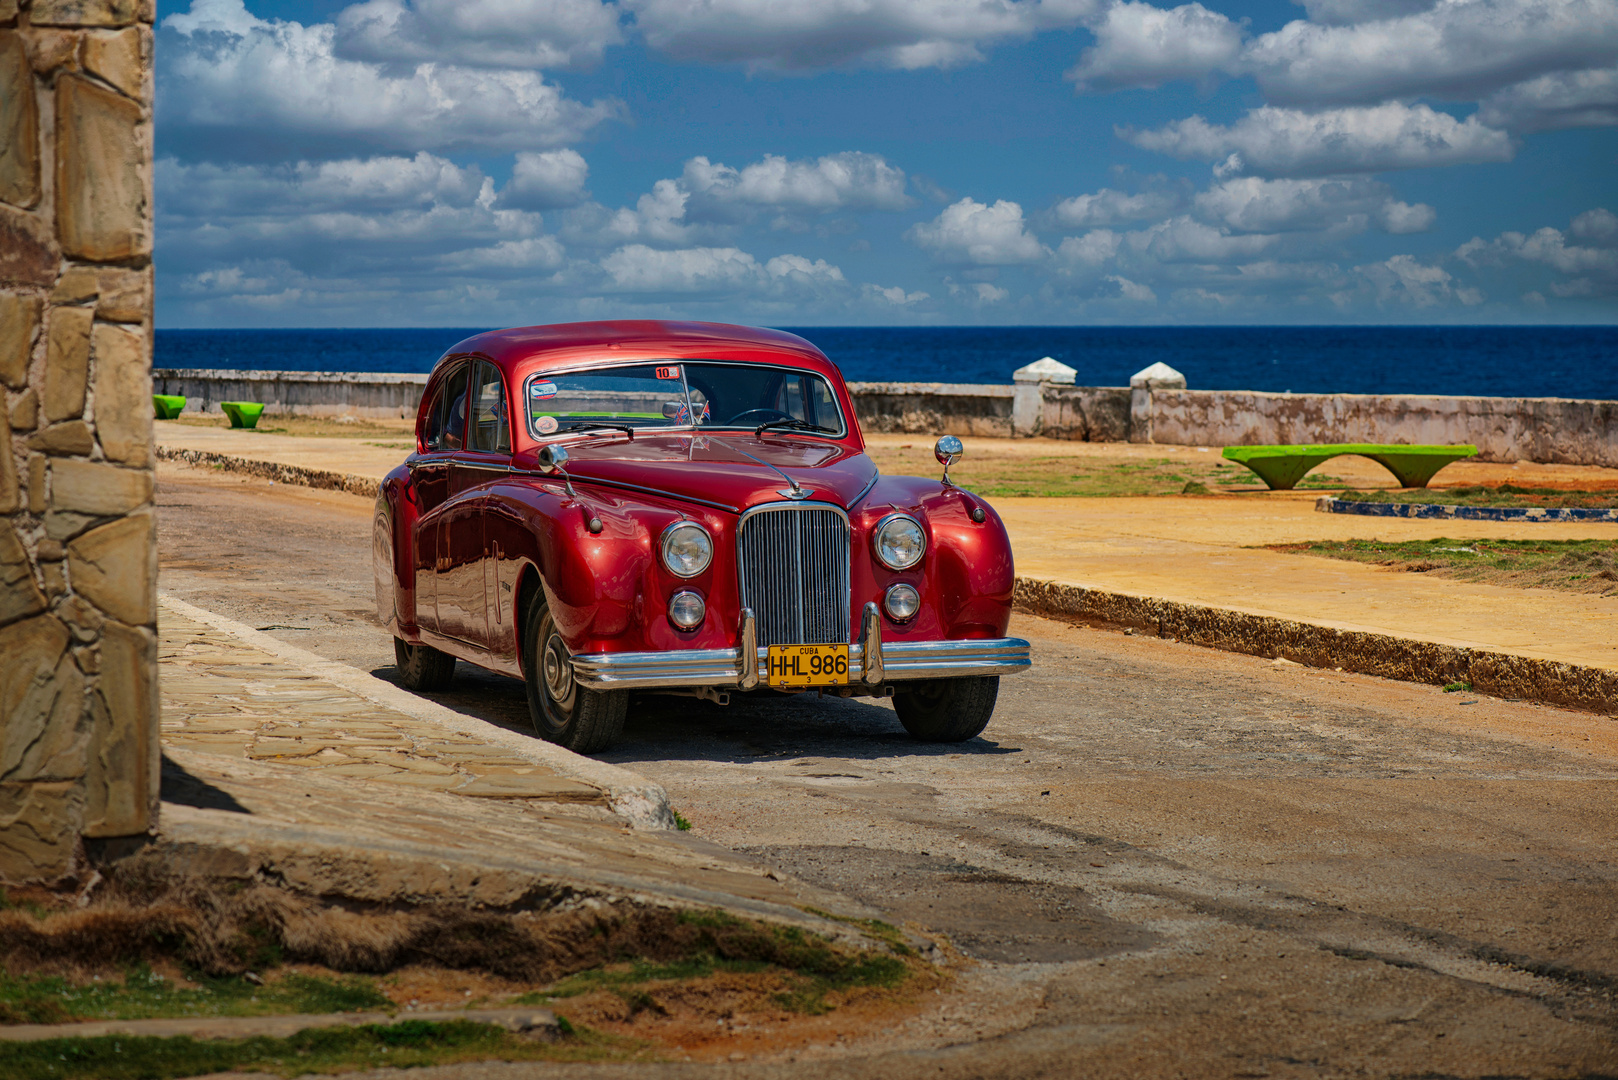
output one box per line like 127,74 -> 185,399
1,0 -> 157,884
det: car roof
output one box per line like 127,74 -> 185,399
436,321 -> 839,380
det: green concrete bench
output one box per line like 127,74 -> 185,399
1222,443 -> 1478,490
220,401 -> 266,429
152,394 -> 185,419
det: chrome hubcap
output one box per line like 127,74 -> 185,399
542,633 -> 575,704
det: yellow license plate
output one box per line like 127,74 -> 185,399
766,643 -> 849,688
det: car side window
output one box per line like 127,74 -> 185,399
471,361 -> 510,453
429,362 -> 470,451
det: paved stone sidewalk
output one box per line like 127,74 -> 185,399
159,601 -> 605,807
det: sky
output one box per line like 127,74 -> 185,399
154,0 -> 1618,328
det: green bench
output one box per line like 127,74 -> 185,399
1222,443 -> 1478,490
152,394 -> 185,419
220,401 -> 267,429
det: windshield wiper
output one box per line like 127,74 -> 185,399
554,422 -> 636,439
754,418 -> 833,437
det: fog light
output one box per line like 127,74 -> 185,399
884,583 -> 920,622
669,590 -> 705,629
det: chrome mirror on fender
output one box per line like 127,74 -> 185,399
536,443 -> 577,498
934,434 -> 963,486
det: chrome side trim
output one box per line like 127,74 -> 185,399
570,635 -> 1030,690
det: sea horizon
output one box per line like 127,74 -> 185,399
154,324 -> 1618,401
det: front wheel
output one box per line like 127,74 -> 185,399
523,597 -> 627,754
394,637 -> 456,690
892,676 -> 999,742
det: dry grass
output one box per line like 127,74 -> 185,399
162,415 -> 415,440
1268,538 -> 1618,596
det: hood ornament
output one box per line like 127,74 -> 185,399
711,436 -> 814,502
934,435 -> 963,487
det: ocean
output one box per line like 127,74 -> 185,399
153,325 -> 1618,400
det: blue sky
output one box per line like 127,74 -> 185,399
155,0 -> 1618,327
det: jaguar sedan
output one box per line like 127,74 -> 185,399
374,320 -> 1030,752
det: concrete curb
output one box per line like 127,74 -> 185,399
1316,495 -> 1618,522
1014,577 -> 1617,715
0,1007 -> 559,1043
158,594 -> 674,829
157,445 -> 382,499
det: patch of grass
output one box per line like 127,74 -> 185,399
159,415 -> 415,440
670,810 -> 692,832
0,1017 -> 642,1079
1266,538 -> 1618,595
1443,682 -> 1473,692
865,444 -> 1254,497
0,966 -> 390,1025
1334,484 -> 1618,510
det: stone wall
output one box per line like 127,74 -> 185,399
152,368 -> 428,420
1,0 -> 157,885
1147,389 -> 1618,468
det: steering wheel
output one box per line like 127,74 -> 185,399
727,408 -> 793,426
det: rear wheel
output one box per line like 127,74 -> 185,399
394,637 -> 456,690
523,596 -> 627,754
892,676 -> 999,742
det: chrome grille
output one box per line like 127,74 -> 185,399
736,503 -> 851,646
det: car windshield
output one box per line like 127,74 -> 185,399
524,361 -> 844,438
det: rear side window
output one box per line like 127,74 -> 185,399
471,361 -> 510,453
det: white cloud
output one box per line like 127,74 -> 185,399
863,283 -> 931,305
1105,274 -> 1157,301
159,0 -> 619,158
1122,103 -> 1516,176
1357,254 -> 1482,306
501,150 -> 591,210
1067,1 -> 1244,91
597,243 -> 845,295
1243,0 -> 1618,108
561,180 -> 698,247
1124,216 -> 1278,262
1571,207 -> 1618,246
1193,176 -> 1434,234
906,197 -> 1048,264
622,0 -> 1099,72
972,282 -> 1011,302
439,236 -> 567,271
682,152 -> 911,211
333,0 -> 622,70
1057,229 -> 1123,265
1292,0 -> 1440,27
1053,186 -> 1182,226
1478,65 -> 1618,132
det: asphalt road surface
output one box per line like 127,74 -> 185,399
157,464 -> 1618,1078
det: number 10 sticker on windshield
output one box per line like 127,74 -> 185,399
656,366 -> 681,380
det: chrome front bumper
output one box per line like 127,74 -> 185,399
571,604 -> 1031,692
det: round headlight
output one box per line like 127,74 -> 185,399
873,514 -> 926,570
884,583 -> 920,622
661,521 -> 713,577
668,590 -> 706,629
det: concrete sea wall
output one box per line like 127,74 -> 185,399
150,369 -> 1618,469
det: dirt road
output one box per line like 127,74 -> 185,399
156,464 -> 1618,1078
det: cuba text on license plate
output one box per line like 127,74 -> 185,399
766,644 -> 849,687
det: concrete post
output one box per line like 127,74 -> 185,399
1011,357 -> 1077,437
1128,362 -> 1185,444
1,0 -> 157,885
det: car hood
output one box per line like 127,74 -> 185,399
524,433 -> 879,513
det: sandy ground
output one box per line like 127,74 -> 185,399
156,464 -> 1618,1079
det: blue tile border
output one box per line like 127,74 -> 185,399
1315,496 -> 1618,522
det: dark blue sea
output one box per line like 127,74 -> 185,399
154,326 -> 1618,399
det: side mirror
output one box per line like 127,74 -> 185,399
662,401 -> 684,419
537,443 -> 570,473
535,443 -> 576,498
934,435 -> 963,486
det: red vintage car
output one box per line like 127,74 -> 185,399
374,321 -> 1030,752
